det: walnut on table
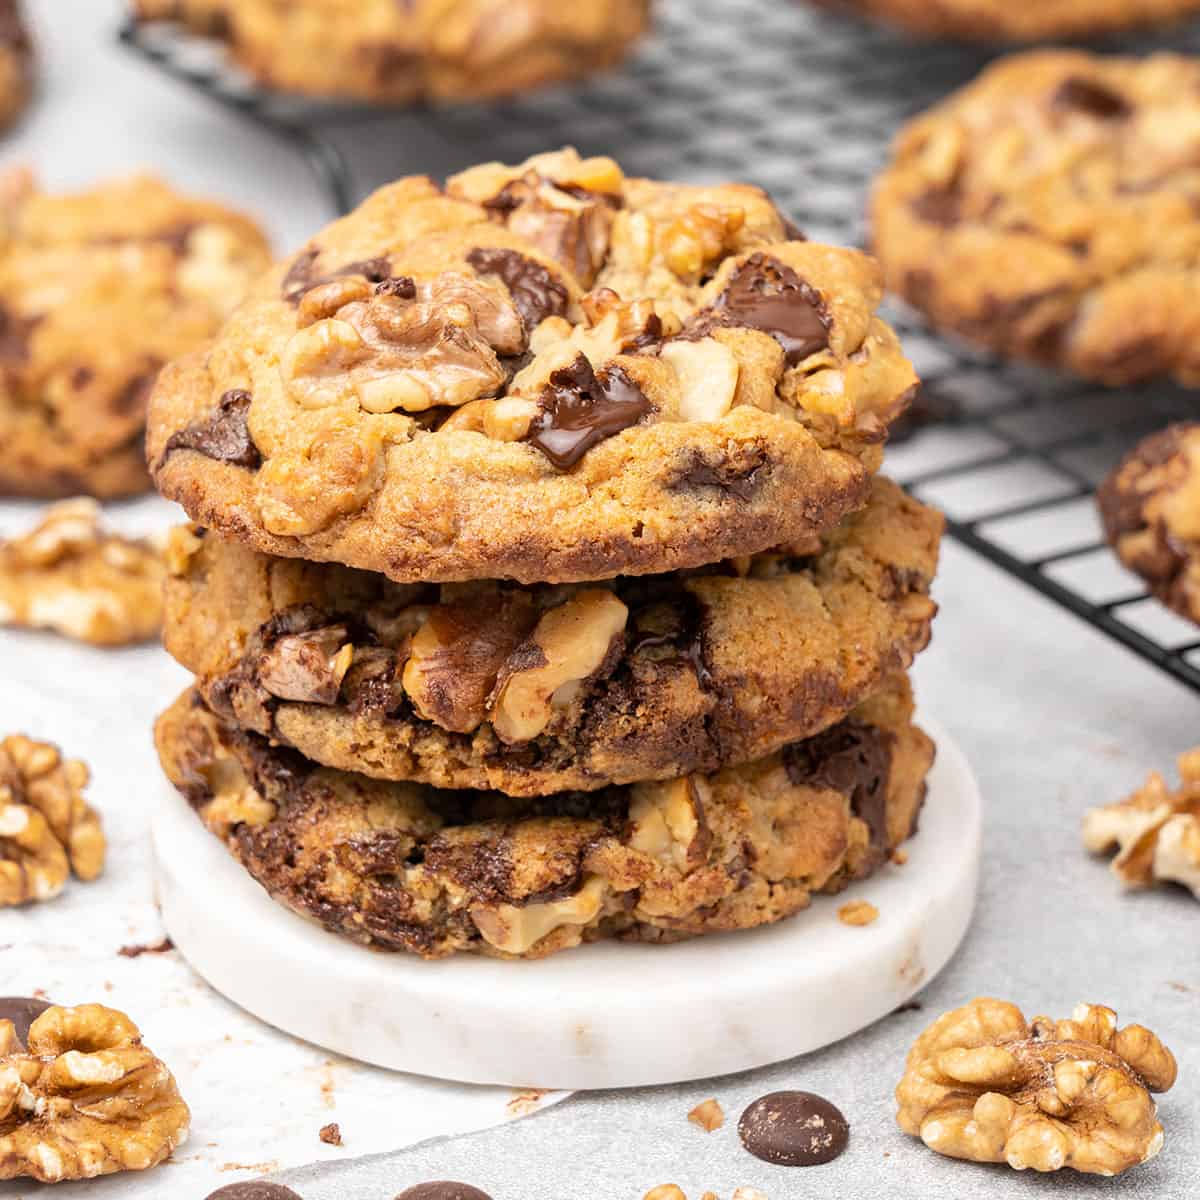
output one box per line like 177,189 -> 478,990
0,734 -> 104,906
0,499 -> 165,646
1083,749 -> 1200,899
0,1004 -> 190,1182
896,998 -> 1177,1176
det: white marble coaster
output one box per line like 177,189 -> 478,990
153,716 -> 981,1090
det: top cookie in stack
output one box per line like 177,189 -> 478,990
149,149 -> 944,958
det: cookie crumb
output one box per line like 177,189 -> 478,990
838,899 -> 879,926
643,1187 -> 686,1200
118,937 -> 175,958
688,1098 -> 725,1132
732,1190 -> 769,1200
318,1122 -> 342,1147
891,848 -> 908,866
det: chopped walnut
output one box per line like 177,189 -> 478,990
660,204 -> 747,281
896,998 -> 1178,1176
0,1004 -> 190,1182
629,778 -> 707,874
489,589 -> 628,744
838,900 -> 879,927
1083,749 -> 1200,899
643,1187 -> 687,1200
660,338 -> 740,422
256,625 -> 354,705
0,500 -> 165,646
688,1098 -> 725,1133
0,735 -> 104,906
471,876 -> 607,956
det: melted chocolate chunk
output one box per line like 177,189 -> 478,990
911,185 -> 962,229
783,719 -> 893,855
281,248 -> 395,303
205,1185 -> 305,1200
395,1184 -> 493,1200
466,246 -> 568,332
0,996 -> 52,1046
695,253 -> 830,366
670,446 -> 769,501
738,1090 -> 850,1167
525,354 -> 651,471
161,389 -> 261,469
1053,76 -> 1131,120
0,303 -> 41,364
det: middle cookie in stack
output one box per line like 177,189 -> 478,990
148,148 -> 945,959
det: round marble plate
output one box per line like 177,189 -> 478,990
152,716 -> 981,1090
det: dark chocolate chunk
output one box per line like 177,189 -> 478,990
525,354 -> 651,471
1053,77 -> 1131,120
395,1184 -> 493,1200
671,447 -> 769,501
205,1184 -> 304,1200
0,996 -> 52,1046
738,1090 -> 850,1167
0,303 -> 41,364
911,185 -> 962,229
466,246 -> 568,333
161,389 -> 261,469
692,253 -> 830,366
281,248 -> 394,303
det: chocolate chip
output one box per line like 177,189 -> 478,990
0,997 -> 52,1046
161,389 -> 261,469
525,354 -> 651,471
738,1090 -> 850,1166
910,185 -> 962,229
1053,76 -> 1131,120
691,253 -> 830,366
205,1185 -> 304,1200
466,246 -> 568,333
395,1184 -> 493,1200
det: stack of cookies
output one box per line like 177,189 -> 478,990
148,149 -> 945,959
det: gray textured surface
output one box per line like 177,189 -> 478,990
7,2 -> 1200,1197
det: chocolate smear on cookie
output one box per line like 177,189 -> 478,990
466,246 -> 568,332
162,389 -> 261,469
525,354 -> 651,470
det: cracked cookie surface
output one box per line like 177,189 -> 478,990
154,671 -> 933,958
1098,423 -> 1200,624
163,477 -> 941,795
873,52 -> 1200,387
149,149 -> 919,585
811,0 -> 1200,39
0,170 -> 270,498
132,0 -> 649,104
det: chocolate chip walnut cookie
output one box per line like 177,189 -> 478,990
0,1 -> 32,131
873,53 -> 1200,387
148,149 -> 919,584
132,0 -> 650,104
811,0 -> 1200,40
1098,424 -> 1200,624
162,476 -> 941,795
155,671 -> 933,958
0,170 -> 271,498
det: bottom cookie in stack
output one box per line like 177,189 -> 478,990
154,671 -> 934,960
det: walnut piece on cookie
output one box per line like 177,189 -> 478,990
896,998 -> 1177,1176
0,732 -> 104,905
1083,748 -> 1200,899
872,52 -> 1200,387
0,169 -> 271,499
0,1003 -> 189,1182
1098,423 -> 1200,625
149,147 -> 920,585
0,499 -> 165,645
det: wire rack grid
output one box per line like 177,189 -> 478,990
120,0 -> 1200,690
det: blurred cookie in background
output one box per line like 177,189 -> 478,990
808,0 -> 1200,40
131,0 -> 652,105
0,0 -> 32,130
872,52 -> 1200,387
0,170 -> 270,498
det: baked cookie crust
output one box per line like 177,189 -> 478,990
154,672 -> 934,959
131,0 -> 650,104
0,171 -> 271,498
872,52 -> 1200,387
149,149 -> 919,584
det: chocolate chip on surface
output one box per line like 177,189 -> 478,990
395,1184 -> 494,1200
738,1090 -> 850,1166
205,1183 -> 305,1200
0,996 -> 52,1045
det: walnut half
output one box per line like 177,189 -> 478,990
0,1004 -> 190,1182
0,734 -> 104,906
896,998 -> 1177,1176
1083,749 -> 1200,899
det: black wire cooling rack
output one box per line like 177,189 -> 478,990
120,0 -> 1200,690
